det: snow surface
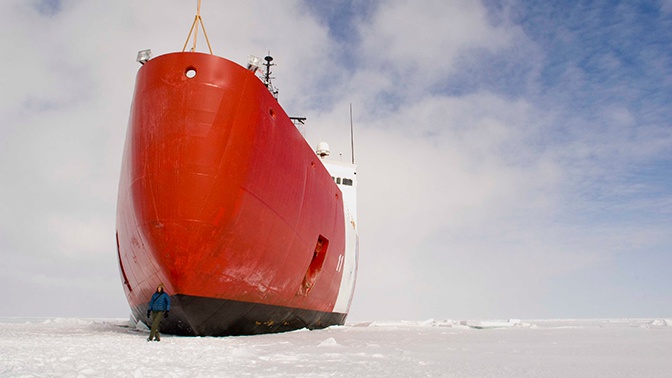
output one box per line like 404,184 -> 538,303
1,318 -> 672,377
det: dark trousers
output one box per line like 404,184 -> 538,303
149,311 -> 165,340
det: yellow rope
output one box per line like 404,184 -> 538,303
182,0 -> 213,54
199,16 -> 213,54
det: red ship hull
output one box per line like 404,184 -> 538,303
116,52 -> 349,335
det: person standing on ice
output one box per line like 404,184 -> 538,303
146,283 -> 170,342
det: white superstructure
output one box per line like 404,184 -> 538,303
315,142 -> 358,313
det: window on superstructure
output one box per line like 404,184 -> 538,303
336,177 -> 341,184
342,178 -> 353,186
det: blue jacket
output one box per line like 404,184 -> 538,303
148,291 -> 171,312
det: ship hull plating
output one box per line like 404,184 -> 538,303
116,52 -> 354,336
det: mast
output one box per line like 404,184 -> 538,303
350,103 -> 356,164
263,55 -> 279,99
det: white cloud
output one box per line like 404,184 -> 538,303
358,0 -> 511,76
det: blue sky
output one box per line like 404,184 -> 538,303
1,0 -> 671,320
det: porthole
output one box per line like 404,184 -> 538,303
185,68 -> 197,78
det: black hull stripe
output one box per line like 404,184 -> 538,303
134,294 -> 347,336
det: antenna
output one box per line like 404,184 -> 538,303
350,103 -> 356,164
263,54 -> 279,99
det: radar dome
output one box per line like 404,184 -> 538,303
316,142 -> 330,158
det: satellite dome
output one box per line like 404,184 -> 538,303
316,142 -> 330,158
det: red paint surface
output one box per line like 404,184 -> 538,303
116,52 -> 345,314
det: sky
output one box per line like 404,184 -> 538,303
1,0 -> 671,321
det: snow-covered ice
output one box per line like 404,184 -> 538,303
1,318 -> 671,377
